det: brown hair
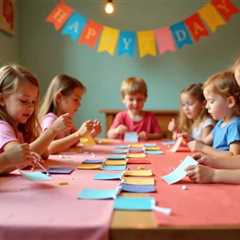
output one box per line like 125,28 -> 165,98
39,74 -> 86,118
120,77 -> 148,99
0,64 -> 40,143
203,70 -> 240,115
178,83 -> 210,134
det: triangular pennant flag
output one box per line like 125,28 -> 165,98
185,13 -> 209,42
198,3 -> 226,32
170,22 -> 193,48
118,31 -> 136,57
98,26 -> 120,55
137,31 -> 157,58
61,12 -> 87,41
155,27 -> 176,54
46,2 -> 73,31
211,0 -> 239,21
78,20 -> 103,48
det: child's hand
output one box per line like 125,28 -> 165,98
77,120 -> 93,136
52,113 -> 73,133
188,140 -> 204,152
5,144 -> 33,168
139,131 -> 148,140
168,118 -> 176,132
192,152 -> 214,167
116,125 -> 128,134
186,164 -> 215,183
90,120 -> 101,137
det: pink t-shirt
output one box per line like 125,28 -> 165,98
0,120 -> 24,153
110,111 -> 161,138
41,112 -> 73,139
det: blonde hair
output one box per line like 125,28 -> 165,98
231,56 -> 240,71
39,74 -> 86,118
178,83 -> 210,134
0,64 -> 40,143
120,77 -> 148,99
203,70 -> 240,116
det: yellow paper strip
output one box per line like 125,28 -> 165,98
124,169 -> 153,177
78,163 -> 102,170
104,160 -> 127,166
123,177 -> 155,185
127,153 -> 146,158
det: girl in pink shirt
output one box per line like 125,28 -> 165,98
0,64 -> 71,174
39,74 -> 101,154
107,77 -> 161,140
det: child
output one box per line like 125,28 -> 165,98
168,83 -> 214,142
188,70 -> 240,156
232,56 -> 240,85
107,77 -> 161,140
0,64 -> 71,172
39,74 -> 101,154
0,144 -> 32,174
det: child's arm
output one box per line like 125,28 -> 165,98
200,126 -> 213,145
107,125 -> 128,139
192,152 -> 240,169
186,164 -> 240,184
0,143 -> 33,174
46,120 -> 94,154
30,113 -> 73,155
188,140 -> 235,157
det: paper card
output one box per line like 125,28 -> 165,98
104,160 -> 127,166
114,196 -> 155,210
128,147 -> 144,153
94,172 -> 123,180
161,140 -> 176,145
77,163 -> 102,170
121,183 -> 156,193
145,150 -> 164,155
78,188 -> 119,200
123,177 -> 155,185
170,136 -> 183,152
20,171 -> 51,181
124,169 -> 153,177
107,154 -> 127,160
127,158 -> 151,164
129,143 -> 144,148
124,132 -> 138,143
102,165 -> 126,171
45,167 -> 74,174
111,149 -> 128,154
82,159 -> 104,164
145,146 -> 160,151
127,153 -> 146,158
161,156 -> 198,184
115,145 -> 129,149
144,143 -> 157,147
80,134 -> 96,145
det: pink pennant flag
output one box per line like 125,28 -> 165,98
155,27 -> 176,54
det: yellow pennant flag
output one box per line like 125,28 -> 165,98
137,31 -> 157,58
97,26 -> 119,55
198,3 -> 226,32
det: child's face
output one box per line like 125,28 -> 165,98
203,87 -> 229,120
59,87 -> 84,115
180,92 -> 204,120
2,80 -> 38,125
122,93 -> 146,115
234,65 -> 240,87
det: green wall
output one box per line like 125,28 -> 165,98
0,0 -> 19,64
18,0 -> 240,135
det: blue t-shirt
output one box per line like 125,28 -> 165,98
212,117 -> 240,151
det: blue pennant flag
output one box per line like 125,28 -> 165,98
118,31 -> 136,56
170,22 -> 193,49
61,12 -> 87,41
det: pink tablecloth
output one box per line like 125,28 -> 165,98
0,142 -> 120,240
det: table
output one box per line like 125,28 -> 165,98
1,141 -> 240,240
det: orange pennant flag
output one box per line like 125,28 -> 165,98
198,3 -> 226,32
211,0 -> 239,21
78,20 -> 103,48
46,2 -> 73,31
185,13 -> 209,42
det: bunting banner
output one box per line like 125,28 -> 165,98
46,0 -> 239,58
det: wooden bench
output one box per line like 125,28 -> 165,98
99,109 -> 178,138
